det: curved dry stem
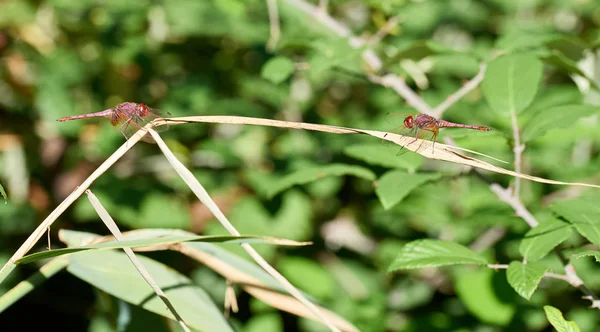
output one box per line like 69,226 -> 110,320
152,116 -> 600,189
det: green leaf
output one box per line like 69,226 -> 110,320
482,53 -> 544,115
375,170 -> 441,210
266,164 -> 375,198
544,306 -> 581,332
519,219 -> 572,261
388,239 -> 489,271
551,197 -> 600,246
261,56 -> 295,84
67,250 -> 233,332
278,257 -> 336,300
343,143 -> 423,170
0,183 -> 6,203
506,261 -> 546,300
17,234 -> 309,265
523,105 -> 598,143
540,51 -> 600,91
455,268 -> 516,326
572,250 -> 600,263
384,40 -> 454,65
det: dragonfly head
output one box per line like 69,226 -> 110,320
403,116 -> 414,128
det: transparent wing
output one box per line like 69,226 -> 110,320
394,128 -> 436,156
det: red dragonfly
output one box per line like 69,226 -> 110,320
57,102 -> 170,140
384,113 -> 492,154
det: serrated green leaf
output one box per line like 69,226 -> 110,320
551,197 -> 600,246
522,105 -> 598,143
519,219 -> 572,261
67,250 -> 233,332
266,164 -> 375,198
343,143 -> 423,170
506,261 -> 546,300
375,170 -> 441,210
17,234 -> 309,265
0,183 -> 6,203
482,53 -> 543,115
455,268 -> 516,326
544,306 -> 581,332
261,56 -> 295,84
388,239 -> 489,271
572,250 -> 600,263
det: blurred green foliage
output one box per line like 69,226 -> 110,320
1,0 -> 600,331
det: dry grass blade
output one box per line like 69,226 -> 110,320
148,129 -> 342,332
154,116 -> 600,189
0,126 -> 150,283
177,243 -> 358,332
85,190 -> 191,332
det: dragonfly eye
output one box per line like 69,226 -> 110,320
138,104 -> 149,116
404,116 -> 414,128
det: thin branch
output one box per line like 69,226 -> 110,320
510,109 -> 525,196
490,184 -> 538,228
487,264 -> 509,269
367,15 -> 401,47
283,0 -> 433,114
266,0 -> 280,51
318,0 -> 328,11
469,227 -> 506,252
431,63 -> 487,118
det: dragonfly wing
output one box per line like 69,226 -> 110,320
120,119 -> 156,143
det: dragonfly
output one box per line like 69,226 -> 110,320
384,112 -> 492,154
57,102 -> 171,140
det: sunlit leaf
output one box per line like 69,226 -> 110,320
551,196 -> 600,245
572,250 -> 600,263
519,219 -> 572,261
388,239 -> 489,271
482,53 -> 544,115
506,261 -> 546,300
278,257 -> 336,300
544,306 -> 581,332
523,105 -> 598,142
67,250 -> 233,332
261,56 -> 295,84
375,170 -> 440,210
266,164 -> 375,198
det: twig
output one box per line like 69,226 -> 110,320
510,109 -> 525,196
367,15 -> 401,47
266,0 -> 280,51
431,63 -> 487,118
469,227 -> 506,252
489,184 -> 538,228
283,0 -> 433,115
318,0 -> 328,11
487,264 -> 581,285
86,190 -> 191,332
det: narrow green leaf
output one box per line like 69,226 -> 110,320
522,105 -> 599,142
375,170 -> 440,210
266,164 -> 375,198
343,143 -> 423,170
544,306 -> 581,332
482,53 -> 544,114
67,250 -> 233,332
388,239 -> 489,271
0,183 -> 6,203
572,250 -> 600,263
261,56 -> 295,84
455,268 -> 516,326
551,196 -> 600,246
506,261 -> 546,300
17,235 -> 309,265
519,219 -> 572,261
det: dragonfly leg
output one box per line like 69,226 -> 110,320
120,118 -> 133,138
